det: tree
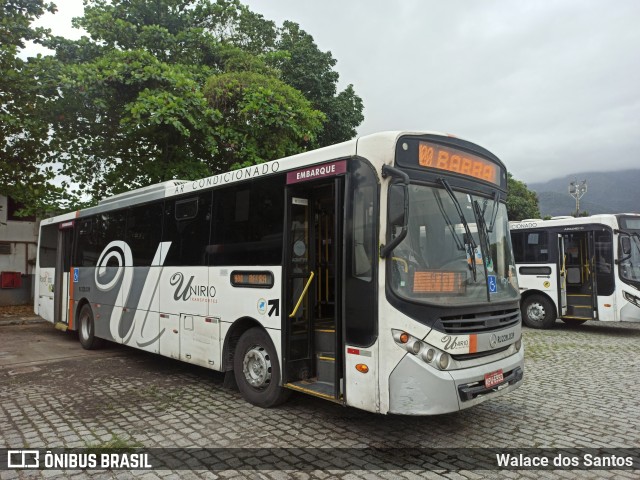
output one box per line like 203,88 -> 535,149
40,0 -> 359,206
273,21 -> 363,146
204,71 -> 324,171
0,0 -> 63,214
506,173 -> 541,221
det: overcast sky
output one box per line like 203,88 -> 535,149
29,0 -> 640,183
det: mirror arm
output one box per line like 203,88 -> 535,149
380,165 -> 410,258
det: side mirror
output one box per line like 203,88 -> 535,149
380,182 -> 409,258
621,236 -> 631,256
388,184 -> 407,228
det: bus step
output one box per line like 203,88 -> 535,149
566,294 -> 592,306
316,353 -> 335,384
314,328 -> 335,353
285,380 -> 339,402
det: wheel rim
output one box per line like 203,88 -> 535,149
80,311 -> 90,340
242,345 -> 272,389
526,302 -> 546,322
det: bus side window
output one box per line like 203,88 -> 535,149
209,177 -> 284,266
39,224 -> 58,268
126,202 -> 164,266
352,186 -> 374,279
74,218 -> 97,266
163,193 -> 212,267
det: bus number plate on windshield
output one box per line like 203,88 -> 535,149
484,369 -> 504,389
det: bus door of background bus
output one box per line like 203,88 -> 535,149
54,224 -> 73,326
562,231 -> 597,320
557,234 -> 567,316
283,177 -> 343,401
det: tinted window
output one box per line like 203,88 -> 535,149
595,230 -> 614,296
512,231 -> 549,263
126,202 -> 164,266
163,193 -> 212,266
74,217 -> 100,266
39,224 -> 58,268
209,176 -> 284,266
345,159 -> 378,346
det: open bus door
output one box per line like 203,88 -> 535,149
283,177 -> 343,402
562,230 -> 597,322
53,224 -> 73,327
558,234 -> 567,316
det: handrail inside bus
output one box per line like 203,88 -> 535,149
289,271 -> 315,318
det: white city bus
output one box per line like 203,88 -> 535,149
35,131 -> 523,415
510,214 -> 640,329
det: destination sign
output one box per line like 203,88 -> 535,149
418,142 -> 499,185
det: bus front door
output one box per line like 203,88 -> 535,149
562,231 -> 597,322
283,179 -> 343,402
558,234 -> 567,316
54,227 -> 73,327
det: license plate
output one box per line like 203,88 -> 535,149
484,369 -> 504,389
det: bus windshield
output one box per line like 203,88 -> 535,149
389,184 -> 519,306
618,231 -> 640,286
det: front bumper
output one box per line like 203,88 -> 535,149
388,347 -> 524,415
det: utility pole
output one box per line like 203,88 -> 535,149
568,179 -> 587,217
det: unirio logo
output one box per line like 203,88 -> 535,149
170,272 -> 217,303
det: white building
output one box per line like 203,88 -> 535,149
0,195 -> 39,305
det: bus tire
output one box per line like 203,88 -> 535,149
521,294 -> 556,329
78,304 -> 104,350
233,327 -> 290,408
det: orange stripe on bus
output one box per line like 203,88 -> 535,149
68,267 -> 74,329
469,334 -> 477,353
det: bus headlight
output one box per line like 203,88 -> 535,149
623,291 -> 640,308
422,348 -> 435,363
392,329 -> 451,370
437,352 -> 450,370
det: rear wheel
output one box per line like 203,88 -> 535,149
521,294 -> 556,329
78,304 -> 104,350
233,327 -> 290,408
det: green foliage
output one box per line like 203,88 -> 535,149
273,21 -> 363,146
506,173 -> 541,221
204,71 -> 324,171
4,0 -> 364,211
0,0 -> 65,214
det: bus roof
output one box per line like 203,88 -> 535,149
42,130 -> 491,223
509,213 -> 640,230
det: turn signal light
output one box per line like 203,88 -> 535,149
399,332 -> 409,343
356,364 -> 369,373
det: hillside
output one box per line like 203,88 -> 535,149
527,169 -> 640,217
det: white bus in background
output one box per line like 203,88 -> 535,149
34,131 -> 523,415
510,214 -> 640,329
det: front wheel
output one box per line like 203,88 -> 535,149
233,327 -> 290,408
521,295 -> 556,329
78,304 -> 105,350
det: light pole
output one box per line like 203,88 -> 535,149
568,179 -> 587,217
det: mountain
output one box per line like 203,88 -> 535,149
527,169 -> 640,217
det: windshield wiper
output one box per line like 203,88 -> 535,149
486,190 -> 499,232
473,199 -> 493,271
433,189 -> 465,251
438,178 -> 477,281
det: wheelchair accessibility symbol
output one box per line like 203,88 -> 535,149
488,275 -> 497,294
73,268 -> 79,283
